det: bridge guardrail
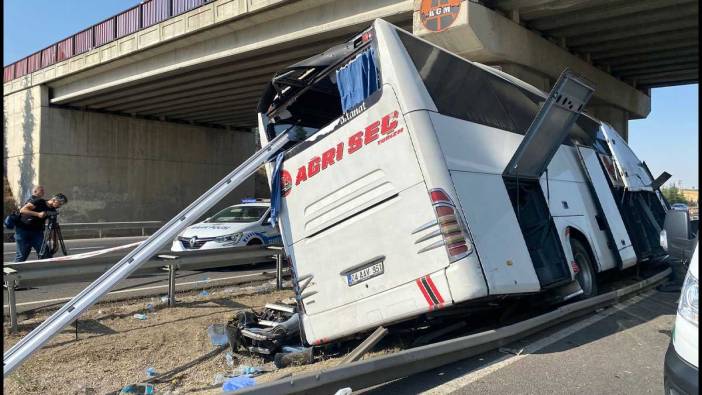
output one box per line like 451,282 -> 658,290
3,244 -> 285,333
3,221 -> 163,239
4,0 -> 216,83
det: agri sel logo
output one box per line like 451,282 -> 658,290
280,110 -> 402,197
420,0 -> 461,32
281,170 -> 293,197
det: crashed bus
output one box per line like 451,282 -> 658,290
255,19 -> 668,346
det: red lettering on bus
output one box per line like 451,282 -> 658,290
348,132 -> 363,154
381,111 -> 398,135
336,142 -> 344,162
321,148 -> 336,170
295,166 -> 307,186
364,121 -> 380,144
308,156 -> 321,177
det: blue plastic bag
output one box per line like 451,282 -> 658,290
222,376 -> 255,391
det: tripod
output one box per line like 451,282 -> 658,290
39,213 -> 68,258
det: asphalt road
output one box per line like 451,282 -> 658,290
3,236 -> 148,262
361,288 -> 679,395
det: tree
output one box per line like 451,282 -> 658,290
661,184 -> 687,205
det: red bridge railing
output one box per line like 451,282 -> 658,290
3,0 -> 209,83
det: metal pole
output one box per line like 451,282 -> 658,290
7,279 -> 18,334
168,265 -> 177,307
276,253 -> 283,290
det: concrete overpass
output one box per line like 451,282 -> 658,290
3,0 -> 698,222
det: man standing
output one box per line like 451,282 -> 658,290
27,185 -> 45,202
15,193 -> 68,262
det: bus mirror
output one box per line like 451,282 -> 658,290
665,209 -> 690,241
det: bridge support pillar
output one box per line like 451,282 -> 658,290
4,86 -> 255,223
412,0 -> 651,140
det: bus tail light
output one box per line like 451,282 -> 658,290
429,189 -> 473,262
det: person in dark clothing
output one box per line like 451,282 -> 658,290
15,193 -> 68,262
26,185 -> 45,203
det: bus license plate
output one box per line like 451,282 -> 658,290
347,261 -> 384,286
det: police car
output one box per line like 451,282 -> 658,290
171,199 -> 281,251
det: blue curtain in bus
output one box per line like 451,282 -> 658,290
336,47 -> 379,113
268,151 -> 285,228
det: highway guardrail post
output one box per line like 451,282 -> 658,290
168,264 -> 177,307
5,279 -> 18,334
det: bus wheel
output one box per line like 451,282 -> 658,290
571,239 -> 598,298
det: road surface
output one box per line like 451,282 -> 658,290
361,288 -> 679,395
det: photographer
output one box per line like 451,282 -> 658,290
15,193 -> 68,262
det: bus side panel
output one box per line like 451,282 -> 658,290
450,171 -> 541,293
427,113 -> 540,294
542,147 -> 620,272
577,146 -> 637,268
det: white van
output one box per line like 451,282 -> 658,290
257,19 -> 668,345
664,243 -> 698,395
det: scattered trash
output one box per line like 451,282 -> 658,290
207,324 -> 229,346
145,367 -> 157,378
146,303 -> 154,312
133,314 -> 148,320
274,347 -> 314,369
238,365 -> 262,376
199,290 -> 209,297
334,388 -> 352,395
222,376 -> 255,391
225,351 -> 236,367
119,383 -> 154,394
160,296 -> 169,304
281,345 -> 306,353
212,373 -> 226,385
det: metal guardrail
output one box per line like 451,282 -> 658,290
232,268 -> 671,395
3,221 -> 163,238
3,244 -> 284,333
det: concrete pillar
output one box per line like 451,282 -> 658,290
412,0 -> 650,141
3,85 -> 256,223
3,85 -> 46,209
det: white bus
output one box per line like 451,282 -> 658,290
256,19 -> 668,346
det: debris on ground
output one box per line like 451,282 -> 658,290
145,367 -> 157,378
227,303 -> 300,355
207,324 -> 229,346
118,383 -> 154,394
222,376 -> 255,391
274,347 -> 314,368
133,313 -> 148,320
3,287 -> 295,394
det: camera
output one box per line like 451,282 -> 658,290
46,211 -> 59,218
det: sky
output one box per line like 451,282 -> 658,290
3,1 -> 699,189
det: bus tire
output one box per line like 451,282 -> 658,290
571,238 -> 598,298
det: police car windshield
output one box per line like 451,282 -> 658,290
206,206 -> 268,223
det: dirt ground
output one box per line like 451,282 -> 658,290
3,282 -> 327,395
